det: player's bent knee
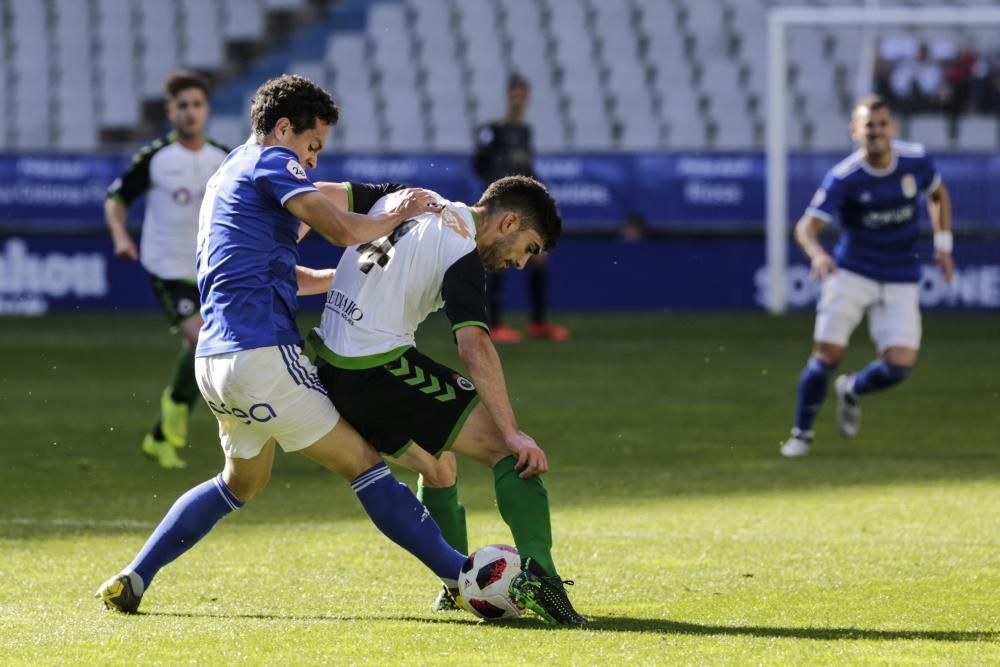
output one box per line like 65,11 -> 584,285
420,454 -> 458,488
222,469 -> 269,503
450,403 -> 510,467
298,419 -> 381,480
813,342 -> 845,366
883,347 -> 917,368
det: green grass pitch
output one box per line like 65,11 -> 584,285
1,311 -> 997,665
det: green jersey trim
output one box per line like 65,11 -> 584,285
343,181 -> 355,212
468,207 -> 480,238
451,320 -> 489,333
308,330 -> 411,370
389,440 -> 415,459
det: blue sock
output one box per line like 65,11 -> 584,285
852,359 -> 911,395
793,357 -> 836,435
125,474 -> 243,592
352,462 -> 467,585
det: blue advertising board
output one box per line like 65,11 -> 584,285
2,235 -> 997,315
1,151 -> 999,233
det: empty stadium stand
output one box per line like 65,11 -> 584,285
1,0 -> 998,152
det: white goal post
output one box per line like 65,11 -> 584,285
765,5 -> 1000,314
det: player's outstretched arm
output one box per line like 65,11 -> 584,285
795,215 -> 836,279
455,326 -> 548,478
928,182 -> 954,284
286,189 -> 440,247
104,198 -> 138,261
295,266 -> 335,296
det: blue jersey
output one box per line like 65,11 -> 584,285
195,143 -> 318,357
805,140 -> 940,283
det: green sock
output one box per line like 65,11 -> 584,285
492,455 -> 557,577
418,480 -> 469,554
168,347 -> 199,406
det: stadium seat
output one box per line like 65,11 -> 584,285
906,115 -> 953,150
207,116 -> 248,149
809,111 -> 852,151
180,0 -> 225,69
956,115 -> 998,151
222,0 -> 265,40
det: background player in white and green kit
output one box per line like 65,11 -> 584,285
308,175 -> 586,626
104,70 -> 228,469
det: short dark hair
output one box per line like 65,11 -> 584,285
476,175 -> 562,250
164,70 -> 210,98
853,94 -> 890,115
508,73 -> 530,93
249,74 -> 340,138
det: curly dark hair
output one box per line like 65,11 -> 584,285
476,175 -> 562,250
164,70 -> 209,98
249,74 -> 340,138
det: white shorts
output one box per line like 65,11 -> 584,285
195,344 -> 340,460
814,269 -> 921,352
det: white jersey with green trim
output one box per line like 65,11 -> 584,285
315,192 -> 479,360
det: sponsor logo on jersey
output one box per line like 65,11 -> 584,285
861,205 -> 915,228
901,174 -> 917,198
207,400 -> 277,425
324,289 -> 364,325
285,159 -> 308,181
455,376 -> 475,391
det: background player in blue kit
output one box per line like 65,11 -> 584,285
96,75 -> 468,613
781,95 -> 954,458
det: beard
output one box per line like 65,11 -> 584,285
479,236 -> 518,272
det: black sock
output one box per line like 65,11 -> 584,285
528,261 -> 547,324
487,271 -> 506,326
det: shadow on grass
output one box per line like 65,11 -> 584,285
584,616 -> 998,642
142,610 -> 482,626
141,610 -> 997,642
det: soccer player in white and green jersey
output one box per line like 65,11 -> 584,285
104,70 -> 228,469
306,175 -> 586,626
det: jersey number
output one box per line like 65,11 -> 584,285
357,219 -> 417,274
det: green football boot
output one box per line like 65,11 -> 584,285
142,433 -> 187,469
160,388 -> 189,448
432,585 -> 462,612
509,558 -> 587,626
95,574 -> 143,614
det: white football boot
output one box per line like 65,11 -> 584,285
780,429 -> 813,458
834,374 -> 861,438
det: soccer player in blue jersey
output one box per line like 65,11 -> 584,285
95,75 -> 469,613
781,95 -> 954,457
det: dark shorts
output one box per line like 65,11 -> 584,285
315,347 -> 480,458
150,276 -> 200,331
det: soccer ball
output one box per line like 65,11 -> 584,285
458,544 -> 524,620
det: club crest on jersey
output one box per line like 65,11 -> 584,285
442,208 -> 472,239
901,174 -> 917,198
286,159 -> 308,181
